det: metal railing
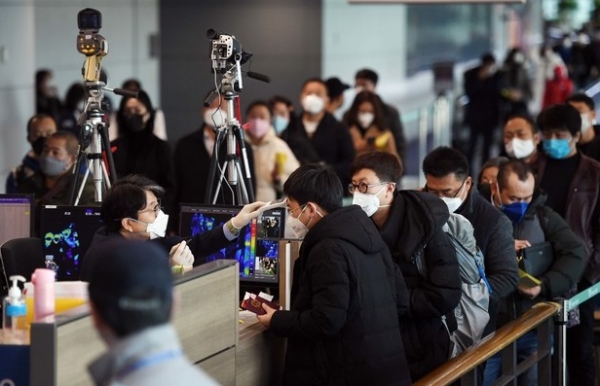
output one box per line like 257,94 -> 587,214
414,302 -> 560,386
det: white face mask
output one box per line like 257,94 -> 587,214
352,185 -> 387,217
302,94 -> 325,115
581,113 -> 592,133
203,107 -> 227,128
285,205 -> 322,239
505,138 -> 536,159
439,181 -> 467,213
131,210 -> 169,239
357,112 -> 374,129
441,196 -> 463,214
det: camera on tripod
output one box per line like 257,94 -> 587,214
77,9 -> 107,63
207,29 -> 251,75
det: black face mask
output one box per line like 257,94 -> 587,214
124,114 -> 145,133
31,137 -> 46,156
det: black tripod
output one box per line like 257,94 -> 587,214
68,81 -> 136,204
204,88 -> 255,205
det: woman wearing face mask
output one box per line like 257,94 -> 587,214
349,151 -> 461,382
245,101 -> 300,202
268,95 -> 297,137
80,174 -> 265,281
347,91 -> 399,160
111,90 -> 176,230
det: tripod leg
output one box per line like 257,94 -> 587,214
234,161 -> 249,204
68,146 -> 87,205
74,166 -> 92,206
212,161 -> 229,205
98,124 -> 117,183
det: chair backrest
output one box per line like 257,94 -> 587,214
1,237 -> 45,297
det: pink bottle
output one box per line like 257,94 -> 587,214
31,268 -> 56,320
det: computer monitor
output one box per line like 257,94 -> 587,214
0,194 -> 34,246
38,205 -> 104,281
179,204 -> 285,284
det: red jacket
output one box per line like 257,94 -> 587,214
542,66 -> 574,109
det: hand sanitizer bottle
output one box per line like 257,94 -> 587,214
2,275 -> 28,343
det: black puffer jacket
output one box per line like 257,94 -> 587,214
269,205 -> 411,386
379,190 -> 461,381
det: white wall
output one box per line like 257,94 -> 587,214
0,0 -> 36,192
0,0 -> 159,193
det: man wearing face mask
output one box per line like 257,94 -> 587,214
481,159 -> 585,386
245,100 -> 299,202
567,93 -> 600,162
535,103 -> 600,386
6,114 -> 57,193
18,130 -> 96,206
349,151 -> 461,381
501,114 -> 542,172
256,164 -> 411,386
422,147 -> 517,341
280,78 -> 355,193
173,96 -> 256,210
80,174 -> 265,281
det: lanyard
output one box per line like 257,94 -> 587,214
116,349 -> 182,380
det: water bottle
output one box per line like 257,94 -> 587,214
45,256 -> 59,274
31,268 -> 56,320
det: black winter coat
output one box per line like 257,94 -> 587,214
497,189 -> 586,324
269,205 -> 412,386
79,224 -> 232,281
281,113 -> 355,190
379,191 -> 461,381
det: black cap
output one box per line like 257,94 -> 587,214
325,77 -> 350,99
87,239 -> 173,336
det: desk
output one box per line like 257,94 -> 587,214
29,260 -> 239,386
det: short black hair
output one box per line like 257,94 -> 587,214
122,78 -> 142,91
422,146 -> 469,180
566,93 -> 595,111
245,100 -> 271,117
355,68 -> 379,85
478,156 -> 509,183
301,77 -> 327,91
269,95 -> 294,111
101,175 -> 164,232
537,103 -> 581,136
504,113 -> 538,134
283,164 -> 343,213
26,114 -> 54,136
49,131 -> 79,156
350,152 -> 403,183
497,159 -> 533,191
481,52 -> 496,65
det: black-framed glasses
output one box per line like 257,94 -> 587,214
348,181 -> 389,194
424,178 -> 466,198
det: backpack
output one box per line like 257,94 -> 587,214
415,212 -> 491,357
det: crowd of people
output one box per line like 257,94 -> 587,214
6,55 -> 600,385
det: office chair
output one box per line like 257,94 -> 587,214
0,237 -> 45,297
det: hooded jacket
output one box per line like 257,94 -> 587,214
379,190 -> 461,381
269,205 -> 411,386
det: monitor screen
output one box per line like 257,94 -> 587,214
39,205 -> 104,281
0,194 -> 34,246
179,204 -> 285,284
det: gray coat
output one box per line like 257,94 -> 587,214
88,324 -> 219,386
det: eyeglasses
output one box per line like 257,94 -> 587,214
286,204 -> 306,216
138,200 -> 162,216
347,181 -> 389,194
424,179 -> 467,198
